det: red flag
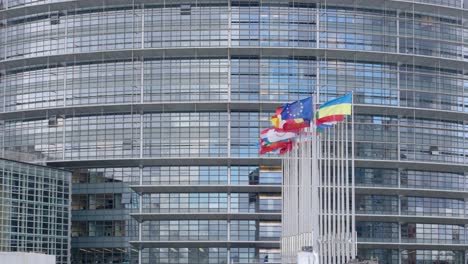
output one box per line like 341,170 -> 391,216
259,139 -> 293,155
316,115 -> 344,126
279,141 -> 293,155
282,119 -> 311,131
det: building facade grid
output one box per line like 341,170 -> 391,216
1,0 -> 468,263
0,158 -> 71,264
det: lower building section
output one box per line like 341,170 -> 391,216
67,165 -> 468,264
357,249 -> 466,264
0,159 -> 71,264
137,247 -> 281,264
71,248 -> 131,264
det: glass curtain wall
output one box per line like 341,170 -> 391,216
0,0 -> 468,263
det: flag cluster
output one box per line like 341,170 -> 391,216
259,94 -> 353,155
260,97 -> 313,155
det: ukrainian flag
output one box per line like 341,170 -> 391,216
317,93 -> 352,125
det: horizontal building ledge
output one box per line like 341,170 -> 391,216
71,236 -> 128,248
129,240 -> 279,249
130,212 -> 281,222
130,184 -> 281,194
2,102 -> 467,123
130,184 -> 467,199
0,101 -> 276,120
354,159 -> 468,173
357,241 -> 468,250
356,186 -> 468,199
46,157 -> 281,167
46,158 -> 468,173
2,47 -> 468,72
356,214 -> 468,225
0,0 -> 464,21
72,209 -> 131,221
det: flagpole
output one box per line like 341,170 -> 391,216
326,127 -> 331,264
351,92 -> 356,259
344,101 -> 350,261
337,121 -> 342,263
281,156 -> 286,263
330,126 -> 335,264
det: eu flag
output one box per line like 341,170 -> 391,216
280,97 -> 313,120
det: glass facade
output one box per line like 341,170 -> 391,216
0,158 -> 71,264
1,0 -> 468,263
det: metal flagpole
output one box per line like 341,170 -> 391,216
345,106 -> 351,261
337,122 -> 342,264
351,92 -> 356,259
330,126 -> 335,264
340,121 -> 346,263
320,131 -> 324,264
326,127 -> 331,264
285,152 -> 287,261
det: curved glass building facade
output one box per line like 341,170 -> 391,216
1,0 -> 468,263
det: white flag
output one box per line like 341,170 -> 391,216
260,128 -> 297,143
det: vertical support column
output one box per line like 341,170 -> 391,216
464,119 -> 467,165
2,68 -> 6,113
1,115 -> 4,158
396,10 -> 400,54
141,6 -> 145,49
463,9 -> 466,61
3,19 -> 7,60
63,63 -> 67,107
316,4 -> 320,48
62,115 -> 66,160
138,166 -> 143,264
140,113 -> 144,159
64,11 -> 68,54
227,159 -> 231,263
397,62 -> 401,108
227,0 -> 232,160
227,218 -> 231,264
67,167 -> 72,264
398,168 -> 401,190
398,195 -> 402,216
1,69 -> 5,158
227,104 -> 231,159
397,114 -> 401,161
140,59 -> 144,104
398,221 -> 402,245
140,6 -> 145,105
228,0 -> 232,48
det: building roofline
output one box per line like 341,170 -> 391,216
0,0 -> 465,20
0,157 -> 71,173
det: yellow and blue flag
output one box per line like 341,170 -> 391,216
316,93 -> 352,126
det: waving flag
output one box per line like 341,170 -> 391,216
259,139 -> 293,155
317,94 -> 352,126
271,97 -> 313,131
280,97 -> 313,120
270,106 -> 284,128
260,128 -> 297,144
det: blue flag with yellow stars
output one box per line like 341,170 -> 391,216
280,97 -> 313,121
